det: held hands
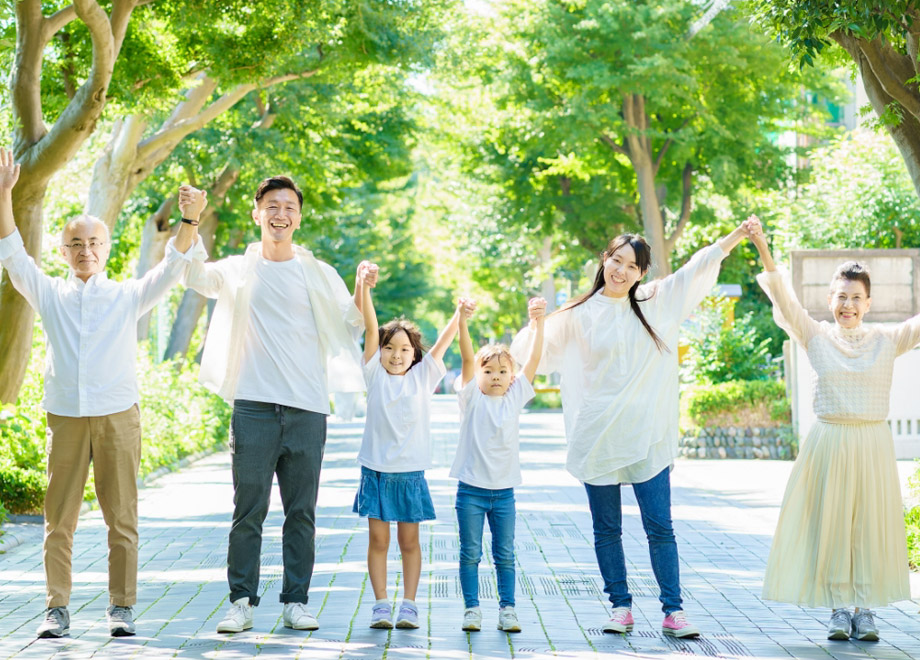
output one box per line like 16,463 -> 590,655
178,185 -> 208,220
528,296 -> 547,323
742,214 -> 767,247
0,149 -> 21,192
357,260 -> 380,288
458,297 -> 477,320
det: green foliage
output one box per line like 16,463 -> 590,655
0,336 -> 230,514
760,130 -> 920,254
907,464 -> 920,569
0,465 -> 46,516
748,0 -> 914,67
682,380 -> 791,428
528,389 -> 562,410
134,350 -> 232,478
435,0 -> 840,264
682,298 -> 777,384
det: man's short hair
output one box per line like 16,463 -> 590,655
254,176 -> 303,210
60,214 -> 109,244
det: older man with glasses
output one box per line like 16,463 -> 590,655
0,149 -> 203,639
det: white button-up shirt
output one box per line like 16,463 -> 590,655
0,229 -> 194,418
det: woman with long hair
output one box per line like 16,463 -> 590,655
511,225 -> 745,637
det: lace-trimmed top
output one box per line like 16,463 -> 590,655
757,269 -> 920,423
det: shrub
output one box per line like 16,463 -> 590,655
682,379 -> 791,429
907,467 -> 920,570
529,388 -> 562,410
682,298 -> 777,384
0,464 -> 46,515
0,339 -> 231,514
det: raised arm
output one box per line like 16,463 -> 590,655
357,261 -> 380,363
459,299 -> 476,386
176,185 -> 205,253
717,223 -> 747,255
354,260 -> 378,313
430,298 -> 466,362
742,215 -> 776,272
522,297 -> 546,383
0,148 -> 21,239
745,215 -> 818,346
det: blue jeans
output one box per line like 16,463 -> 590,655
455,482 -> 516,608
584,467 -> 683,615
228,400 -> 326,606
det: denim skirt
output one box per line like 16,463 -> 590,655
353,466 -> 436,523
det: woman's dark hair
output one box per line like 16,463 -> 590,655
561,234 -> 668,352
378,318 -> 427,369
831,261 -> 871,296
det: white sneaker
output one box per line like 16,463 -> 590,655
216,598 -> 253,633
283,602 -> 319,630
462,607 -> 482,632
497,606 -> 521,632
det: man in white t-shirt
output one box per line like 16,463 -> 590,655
184,175 -> 368,633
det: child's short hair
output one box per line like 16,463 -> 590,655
379,318 -> 426,369
475,343 -> 515,370
831,261 -> 871,296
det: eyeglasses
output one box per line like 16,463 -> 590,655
63,240 -> 106,251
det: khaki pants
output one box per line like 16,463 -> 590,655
44,405 -> 141,608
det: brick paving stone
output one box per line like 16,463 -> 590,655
1,394 -> 919,659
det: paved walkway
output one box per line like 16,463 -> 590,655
1,395 -> 919,659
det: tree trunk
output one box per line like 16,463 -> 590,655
0,185 -> 46,403
86,115 -> 148,230
163,164 -> 241,360
859,56 -> 920,200
135,198 -> 177,341
632,152 -> 671,277
619,94 -> 672,277
832,33 -> 920,201
164,289 -> 209,361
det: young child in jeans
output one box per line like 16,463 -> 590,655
450,297 -> 545,633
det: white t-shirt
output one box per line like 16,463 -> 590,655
357,351 -> 446,472
235,257 -> 327,413
449,373 -> 535,489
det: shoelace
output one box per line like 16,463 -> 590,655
109,607 -> 132,621
669,611 -> 689,625
46,608 -> 66,623
830,610 -> 850,627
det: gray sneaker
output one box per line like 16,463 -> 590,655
106,605 -> 136,637
827,608 -> 851,640
851,609 -> 879,642
36,607 -> 70,638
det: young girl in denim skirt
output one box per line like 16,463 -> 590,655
353,261 -> 468,629
451,297 -> 545,633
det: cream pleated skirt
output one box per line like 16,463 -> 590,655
762,420 -> 910,608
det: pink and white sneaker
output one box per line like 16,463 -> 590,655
662,610 -> 700,638
602,607 -> 634,633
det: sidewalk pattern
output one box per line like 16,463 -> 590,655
1,396 -> 919,659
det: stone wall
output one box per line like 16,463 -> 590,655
679,425 -> 797,460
